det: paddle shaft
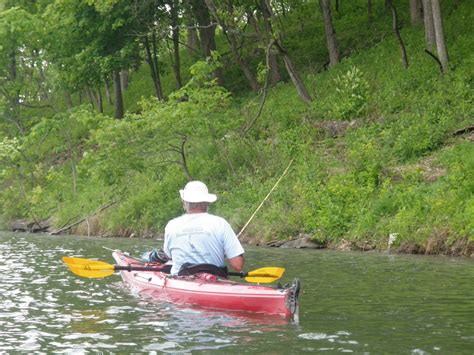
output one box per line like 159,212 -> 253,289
113,265 -> 168,272
229,271 -> 247,278
114,265 -> 251,278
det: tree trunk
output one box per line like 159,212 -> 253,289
104,77 -> 113,104
262,0 -> 312,103
422,0 -> 437,50
152,31 -> 164,99
431,0 -> 449,72
205,0 -> 259,91
259,0 -> 281,85
274,42 -> 312,104
281,52 -> 312,104
97,88 -> 103,113
192,0 -> 224,86
144,38 -> 158,99
113,70 -> 124,119
170,0 -> 183,89
191,0 -> 224,85
319,0 -> 340,67
86,87 -> 96,109
65,92 -> 73,111
247,10 -> 262,39
144,35 -> 164,100
192,0 -> 216,57
388,0 -> 409,68
410,0 -> 422,25
186,25 -> 201,57
6,48 -> 24,135
120,69 -> 129,92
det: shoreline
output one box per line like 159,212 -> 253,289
4,223 -> 473,258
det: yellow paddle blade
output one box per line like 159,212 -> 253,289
62,256 -> 115,279
244,267 -> 285,283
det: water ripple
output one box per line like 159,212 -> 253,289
1,232 -> 473,353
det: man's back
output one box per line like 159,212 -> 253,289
164,212 -> 244,275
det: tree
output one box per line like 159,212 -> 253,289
0,5 -> 47,135
387,0 -> 409,68
205,0 -> 260,91
43,0 -> 144,116
143,30 -> 164,101
431,0 -> 449,72
257,0 -> 281,86
112,70 -> 124,119
410,0 -> 423,25
422,0 -> 436,50
190,0 -> 217,58
184,9 -> 201,57
319,0 -> 340,67
168,0 -> 183,89
260,0 -> 312,104
189,0 -> 224,85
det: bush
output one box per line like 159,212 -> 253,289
333,66 -> 370,120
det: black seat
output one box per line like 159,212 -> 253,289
178,263 -> 228,278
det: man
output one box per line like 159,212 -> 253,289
163,181 -> 245,276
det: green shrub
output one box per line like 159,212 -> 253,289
332,66 -> 370,120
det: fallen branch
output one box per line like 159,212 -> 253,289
54,214 -> 80,232
453,125 -> 474,136
50,201 -> 117,235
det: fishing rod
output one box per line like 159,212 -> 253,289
237,158 -> 294,239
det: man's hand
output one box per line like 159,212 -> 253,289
228,254 -> 245,272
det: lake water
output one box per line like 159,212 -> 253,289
0,232 -> 473,353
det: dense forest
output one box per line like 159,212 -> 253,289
0,0 -> 472,255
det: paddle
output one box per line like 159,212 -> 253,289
62,257 -> 284,283
230,267 -> 285,283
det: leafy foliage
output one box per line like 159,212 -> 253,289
333,66 -> 370,120
0,0 -> 472,252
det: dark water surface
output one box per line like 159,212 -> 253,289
0,232 -> 473,353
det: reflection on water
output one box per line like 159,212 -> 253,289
0,232 -> 473,353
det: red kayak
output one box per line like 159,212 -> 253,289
112,251 -> 300,319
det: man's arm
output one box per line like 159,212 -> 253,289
227,254 -> 245,272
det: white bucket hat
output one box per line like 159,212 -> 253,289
179,181 -> 217,203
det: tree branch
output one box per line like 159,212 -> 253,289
241,39 -> 275,136
424,49 -> 443,73
50,201 -> 117,235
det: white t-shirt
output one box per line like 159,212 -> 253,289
163,212 -> 245,275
